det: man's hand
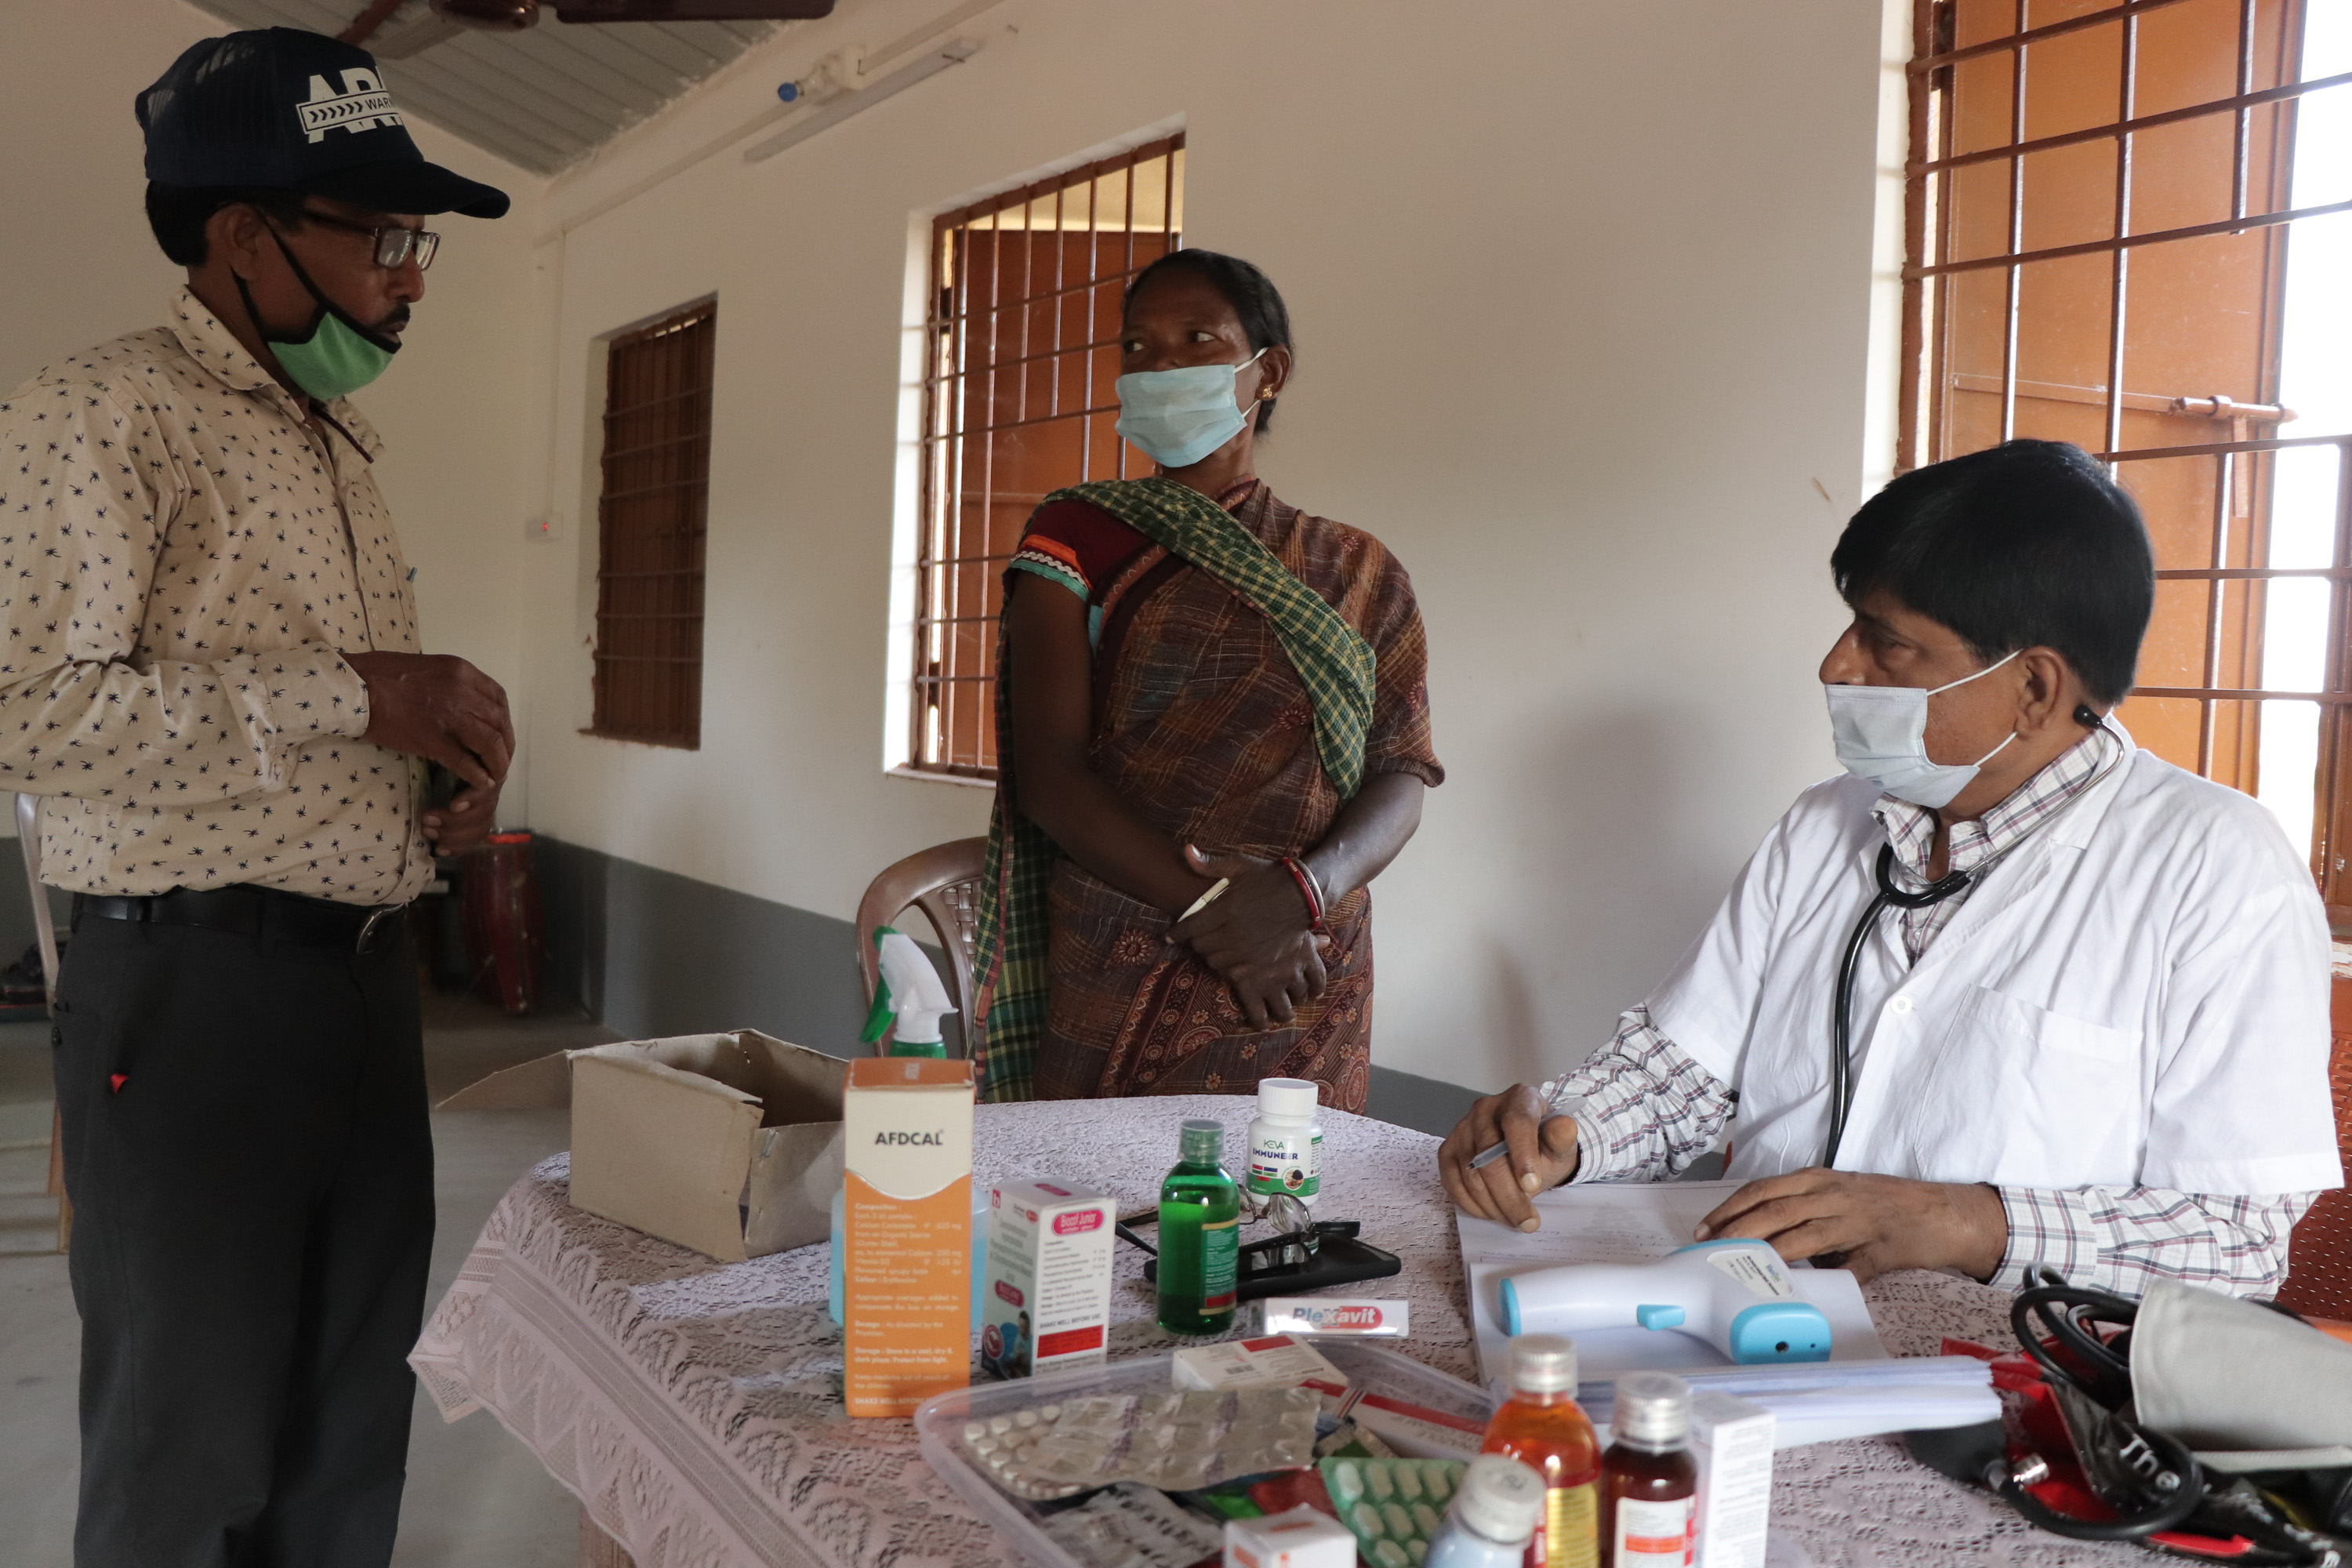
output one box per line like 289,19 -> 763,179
1439,1084 -> 1581,1232
1695,1169 -> 2008,1283
345,652 -> 514,791
1169,846 -> 1330,1028
422,776 -> 503,855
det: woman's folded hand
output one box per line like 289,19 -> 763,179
1171,846 -> 1330,1027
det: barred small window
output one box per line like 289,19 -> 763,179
908,135 -> 1185,778
592,302 -> 714,749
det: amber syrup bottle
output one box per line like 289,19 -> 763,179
1599,1373 -> 1697,1568
1480,1334 -> 1602,1568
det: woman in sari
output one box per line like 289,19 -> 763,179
969,250 -> 1442,1111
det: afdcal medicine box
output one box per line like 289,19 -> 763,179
843,1056 -> 975,1417
981,1178 -> 1115,1379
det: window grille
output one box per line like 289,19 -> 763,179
907,134 -> 1186,778
1900,0 -> 2352,909
593,302 -> 715,749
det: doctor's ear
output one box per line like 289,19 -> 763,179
2013,646 -> 2078,731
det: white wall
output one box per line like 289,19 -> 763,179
0,0 -> 547,833
517,0 -> 1896,1089
5,0 -> 1900,1093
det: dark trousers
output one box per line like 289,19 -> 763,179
53,909 -> 432,1568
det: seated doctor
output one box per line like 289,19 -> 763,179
1439,439 -> 2343,1298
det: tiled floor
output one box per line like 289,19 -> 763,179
0,991 -> 615,1566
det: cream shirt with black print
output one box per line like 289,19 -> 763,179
0,289 -> 431,907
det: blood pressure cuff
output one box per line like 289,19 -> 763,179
2132,1278 -> 2352,1471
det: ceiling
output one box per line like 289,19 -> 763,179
182,0 -> 791,175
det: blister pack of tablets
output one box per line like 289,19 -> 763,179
958,1388 -> 1323,1501
1319,1457 -> 1465,1568
1038,1483 -> 1225,1568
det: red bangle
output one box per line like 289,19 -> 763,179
1279,856 -> 1327,934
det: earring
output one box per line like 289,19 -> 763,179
1258,387 -> 1276,401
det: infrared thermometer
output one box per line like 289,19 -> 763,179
1497,1238 -> 1833,1365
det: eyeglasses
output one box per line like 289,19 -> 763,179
296,208 -> 440,270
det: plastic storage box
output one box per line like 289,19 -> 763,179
913,1341 -> 1498,1568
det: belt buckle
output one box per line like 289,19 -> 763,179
356,906 -> 396,955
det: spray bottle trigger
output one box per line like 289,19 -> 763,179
1635,1303 -> 1686,1330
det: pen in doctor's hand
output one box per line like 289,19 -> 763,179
1469,1111 -> 1569,1172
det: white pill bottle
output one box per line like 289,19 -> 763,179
1246,1076 -> 1323,1210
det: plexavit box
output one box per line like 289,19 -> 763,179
980,1179 -> 1115,1379
843,1057 -> 975,1417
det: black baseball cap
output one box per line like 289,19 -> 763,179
137,28 -> 509,220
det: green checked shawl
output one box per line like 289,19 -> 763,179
969,477 -> 1378,1102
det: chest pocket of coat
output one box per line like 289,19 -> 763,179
1910,985 -> 2145,1185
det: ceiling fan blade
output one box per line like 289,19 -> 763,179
372,10 -> 472,56
551,1 -> 837,19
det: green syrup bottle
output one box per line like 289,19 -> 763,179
1156,1117 -> 1241,1335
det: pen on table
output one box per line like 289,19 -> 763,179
1178,877 -> 1230,922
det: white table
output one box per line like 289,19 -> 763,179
412,1098 -> 2144,1568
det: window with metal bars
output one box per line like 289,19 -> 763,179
1900,0 -> 2352,910
906,134 -> 1185,778
592,301 -> 714,749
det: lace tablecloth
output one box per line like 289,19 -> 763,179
412,1098 -> 2143,1568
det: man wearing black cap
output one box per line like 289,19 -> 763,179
0,28 -> 514,1565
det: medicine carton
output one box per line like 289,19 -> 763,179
843,1056 -> 976,1417
1689,1390 -> 1775,1568
1225,1506 -> 1356,1568
1260,1298 -> 1410,1338
1174,1334 -> 1348,1394
981,1179 -> 1116,1379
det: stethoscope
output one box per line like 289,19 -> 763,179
1821,846 -> 1972,1168
1820,716 -> 2125,1170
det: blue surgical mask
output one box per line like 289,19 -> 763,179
1825,649 -> 2021,808
1115,349 -> 1264,469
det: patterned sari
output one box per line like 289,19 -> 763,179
970,477 -> 1442,1109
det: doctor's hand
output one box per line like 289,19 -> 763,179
1439,1085 -> 1581,1232
1171,846 -> 1330,1029
1693,1169 -> 2009,1285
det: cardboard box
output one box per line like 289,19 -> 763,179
844,1055 -> 975,1417
443,1029 -> 846,1265
982,1179 -> 1115,1379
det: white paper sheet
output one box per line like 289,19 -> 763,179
1457,1181 -> 1892,1387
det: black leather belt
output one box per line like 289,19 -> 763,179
74,886 -> 408,955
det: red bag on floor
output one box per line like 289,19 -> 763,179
461,831 -> 542,1015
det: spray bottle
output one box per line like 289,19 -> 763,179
858,927 -> 953,1058
833,927 -> 986,1326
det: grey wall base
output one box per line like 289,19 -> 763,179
535,835 -> 873,1056
530,834 -> 1483,1133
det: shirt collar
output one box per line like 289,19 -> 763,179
165,286 -> 386,461
1874,725 -> 2122,886
169,285 -> 279,395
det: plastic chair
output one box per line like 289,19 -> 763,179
18,794 -> 67,1251
2279,970 -> 2352,1322
854,838 -> 986,1057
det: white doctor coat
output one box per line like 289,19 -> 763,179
1646,738 -> 2343,1195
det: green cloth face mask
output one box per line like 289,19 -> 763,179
234,231 -> 401,401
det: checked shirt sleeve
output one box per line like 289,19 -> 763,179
0,381 -> 368,806
1994,1187 -> 2318,1298
1538,1005 -> 1737,1185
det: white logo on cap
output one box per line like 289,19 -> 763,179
297,68 -> 401,143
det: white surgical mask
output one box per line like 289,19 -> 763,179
1115,348 -> 1265,469
1824,649 -> 2022,808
